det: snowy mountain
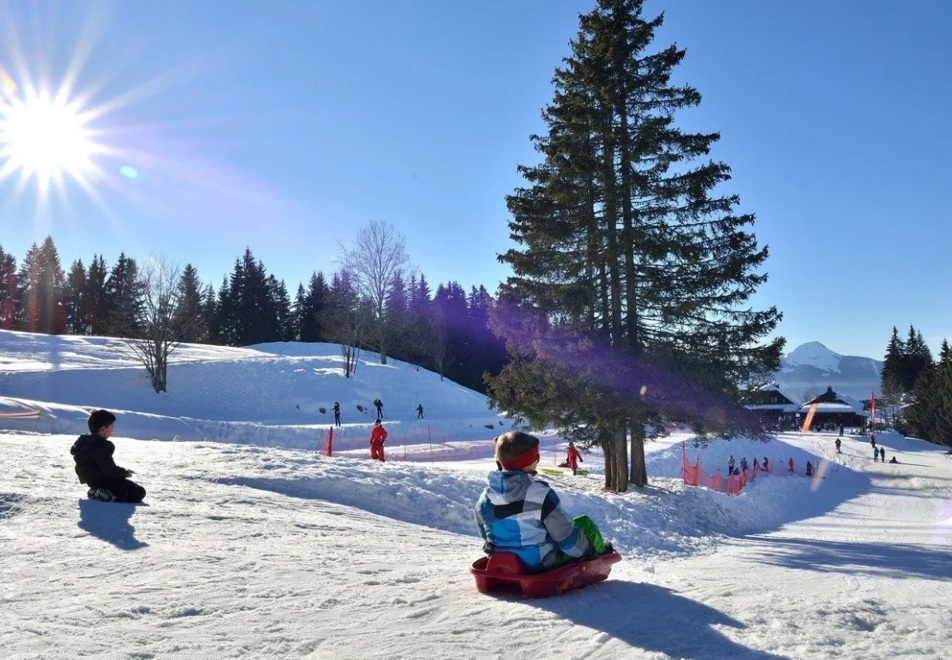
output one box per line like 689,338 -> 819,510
775,341 -> 882,400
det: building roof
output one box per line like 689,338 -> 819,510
742,383 -> 802,411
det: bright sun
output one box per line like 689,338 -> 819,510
0,87 -> 100,191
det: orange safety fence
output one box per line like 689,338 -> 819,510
682,442 -> 776,495
0,408 -> 42,432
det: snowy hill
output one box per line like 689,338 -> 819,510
775,341 -> 883,400
2,329 -> 951,659
0,329 -> 503,453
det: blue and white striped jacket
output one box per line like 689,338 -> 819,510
474,470 -> 591,572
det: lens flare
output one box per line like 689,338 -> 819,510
809,457 -> 829,492
0,66 -> 16,98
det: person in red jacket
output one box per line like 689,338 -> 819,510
369,419 -> 388,462
565,442 -> 584,475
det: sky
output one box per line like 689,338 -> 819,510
1,0 -> 951,361
2,329 -> 952,658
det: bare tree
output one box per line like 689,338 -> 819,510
339,220 -> 412,365
321,269 -> 372,378
127,256 -> 181,393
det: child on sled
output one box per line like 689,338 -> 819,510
474,431 -> 609,573
556,441 -> 584,475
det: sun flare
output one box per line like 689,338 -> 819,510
0,85 -> 100,191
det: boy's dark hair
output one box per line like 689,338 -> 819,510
494,431 -> 539,463
87,409 -> 117,434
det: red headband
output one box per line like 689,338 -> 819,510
500,445 -> 540,471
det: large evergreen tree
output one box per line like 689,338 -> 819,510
488,0 -> 782,491
172,264 -> 209,343
906,340 -> 952,451
17,236 -> 66,334
62,259 -> 88,335
880,326 -> 905,399
85,255 -> 109,336
104,252 -> 143,337
0,247 -> 20,329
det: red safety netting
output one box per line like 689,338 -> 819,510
682,442 -> 772,495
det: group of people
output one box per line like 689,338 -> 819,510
330,400 -> 424,427
835,434 -> 898,463
727,455 -> 770,476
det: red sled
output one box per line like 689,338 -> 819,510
470,550 -> 622,598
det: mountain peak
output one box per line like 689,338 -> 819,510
784,341 -> 841,371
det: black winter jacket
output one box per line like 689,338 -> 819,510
70,434 -> 126,485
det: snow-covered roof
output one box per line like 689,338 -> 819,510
798,402 -> 867,415
745,403 -> 801,414
742,382 -> 802,409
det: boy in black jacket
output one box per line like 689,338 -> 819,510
70,409 -> 146,503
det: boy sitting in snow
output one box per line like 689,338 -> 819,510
70,409 -> 146,503
474,431 -> 610,573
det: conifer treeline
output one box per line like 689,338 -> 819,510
880,326 -> 952,449
0,238 -> 507,394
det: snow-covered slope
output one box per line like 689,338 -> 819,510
1,329 -> 951,659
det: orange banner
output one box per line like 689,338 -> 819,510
801,402 -> 819,431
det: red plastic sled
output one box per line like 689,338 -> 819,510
470,550 -> 622,598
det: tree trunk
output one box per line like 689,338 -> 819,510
603,424 -> 629,493
629,422 -> 648,487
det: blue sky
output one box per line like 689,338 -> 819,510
1,0 -> 950,360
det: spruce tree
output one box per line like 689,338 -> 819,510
62,259 -> 88,335
172,264 -> 208,343
907,340 -> 952,450
104,253 -> 143,337
489,0 -> 783,491
0,247 -> 20,329
880,326 -> 905,402
85,256 -> 109,336
903,326 -> 934,392
18,237 -> 66,334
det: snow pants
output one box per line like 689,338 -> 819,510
370,440 -> 385,462
552,515 -> 607,566
88,477 -> 146,503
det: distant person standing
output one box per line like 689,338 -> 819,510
369,419 -> 388,462
763,456 -> 770,472
879,446 -> 885,462
374,398 -> 384,418
788,458 -> 795,474
564,442 -> 584,475
873,445 -> 879,461
416,403 -> 424,419
835,438 -> 842,453
333,401 -> 341,426
728,455 -> 735,476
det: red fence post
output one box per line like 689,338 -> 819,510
327,426 -> 334,457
